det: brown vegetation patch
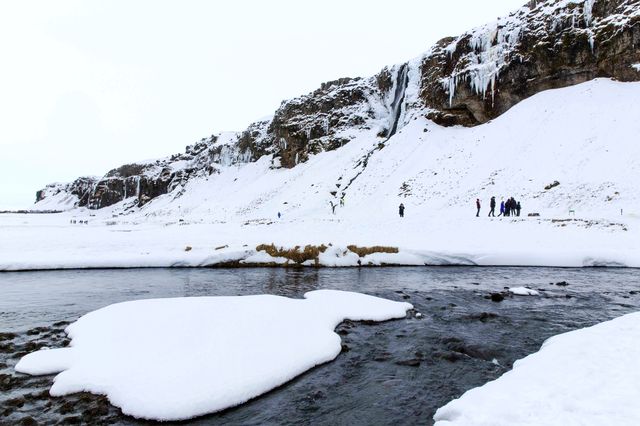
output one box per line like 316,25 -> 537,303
347,245 -> 399,257
255,244 -> 329,265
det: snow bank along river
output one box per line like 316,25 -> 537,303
1,267 -> 640,424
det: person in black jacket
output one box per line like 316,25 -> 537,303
399,203 -> 405,218
516,201 -> 522,217
488,196 -> 496,217
476,198 -> 481,217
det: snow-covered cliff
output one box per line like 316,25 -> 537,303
35,0 -> 640,211
421,0 -> 640,125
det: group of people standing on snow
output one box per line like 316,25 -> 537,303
396,197 -> 522,219
481,196 -> 521,217
324,197 -> 520,219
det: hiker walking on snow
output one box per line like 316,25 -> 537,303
488,196 -> 496,217
476,198 -> 481,217
498,199 -> 505,217
399,203 -> 405,218
516,201 -> 522,217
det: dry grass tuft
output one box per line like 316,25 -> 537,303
255,244 -> 328,265
346,245 -> 398,257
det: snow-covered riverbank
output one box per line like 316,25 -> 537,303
3,79 -> 640,271
1,209 -> 638,270
434,311 -> 640,426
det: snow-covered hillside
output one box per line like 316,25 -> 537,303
113,78 -> 639,224
3,78 -> 640,270
33,0 -> 640,213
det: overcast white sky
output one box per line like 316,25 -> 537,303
0,0 -> 526,209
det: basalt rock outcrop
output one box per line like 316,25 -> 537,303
84,130 -> 263,210
421,0 -> 640,126
36,0 -> 640,210
36,70 -> 405,210
36,177 -> 98,207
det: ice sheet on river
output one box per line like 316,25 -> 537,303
15,290 -> 412,421
434,311 -> 640,426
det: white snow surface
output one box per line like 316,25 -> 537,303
15,290 -> 413,421
433,311 -> 640,426
508,286 -> 540,296
4,79 -> 640,270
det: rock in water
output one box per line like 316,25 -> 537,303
490,293 -> 505,303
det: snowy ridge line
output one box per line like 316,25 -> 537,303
1,245 -> 638,271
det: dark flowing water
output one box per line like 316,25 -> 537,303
1,267 -> 639,425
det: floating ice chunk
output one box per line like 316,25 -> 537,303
16,291 -> 412,421
508,286 -> 540,296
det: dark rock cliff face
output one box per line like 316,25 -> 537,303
263,76 -> 390,168
36,177 -> 98,207
420,0 -> 640,126
36,0 -> 640,209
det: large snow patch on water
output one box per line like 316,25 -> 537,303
15,290 -> 412,421
434,311 -> 640,425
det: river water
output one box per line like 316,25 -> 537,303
1,267 -> 639,425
